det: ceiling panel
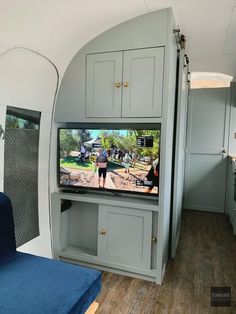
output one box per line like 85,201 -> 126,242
223,7 -> 236,54
189,56 -> 221,73
177,8 -> 232,54
175,7 -> 232,75
218,54 -> 236,77
146,0 -> 234,10
0,0 -> 235,79
147,0 -> 235,76
0,0 -> 147,74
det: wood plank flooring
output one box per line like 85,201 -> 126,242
96,210 -> 236,314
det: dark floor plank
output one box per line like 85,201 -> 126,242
96,210 -> 236,313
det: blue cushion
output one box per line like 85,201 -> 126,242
0,193 -> 16,257
0,252 -> 101,314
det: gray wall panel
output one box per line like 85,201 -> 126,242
4,129 -> 39,247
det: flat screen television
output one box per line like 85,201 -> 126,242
58,127 -> 160,197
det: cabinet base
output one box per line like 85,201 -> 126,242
59,256 -> 159,283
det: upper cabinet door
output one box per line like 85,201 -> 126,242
86,52 -> 123,118
122,47 -> 164,118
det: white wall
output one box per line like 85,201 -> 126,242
0,47 -> 58,258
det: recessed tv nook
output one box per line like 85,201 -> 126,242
58,126 -> 160,197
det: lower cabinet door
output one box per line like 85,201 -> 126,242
98,205 -> 152,269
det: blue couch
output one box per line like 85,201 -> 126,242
0,193 -> 101,314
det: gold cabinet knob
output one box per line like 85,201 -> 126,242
115,82 -> 121,88
100,229 -> 106,235
123,82 -> 129,87
152,236 -> 157,242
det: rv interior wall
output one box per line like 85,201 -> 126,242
0,48 -> 58,257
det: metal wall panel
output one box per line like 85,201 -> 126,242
4,128 -> 39,247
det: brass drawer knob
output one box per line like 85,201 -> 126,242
100,229 -> 106,235
123,81 -> 129,87
115,82 -> 121,88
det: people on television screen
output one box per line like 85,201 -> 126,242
95,148 -> 108,188
123,152 -> 132,173
79,144 -> 86,162
146,157 -> 159,193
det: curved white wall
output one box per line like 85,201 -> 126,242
0,48 -> 58,257
0,48 -> 58,111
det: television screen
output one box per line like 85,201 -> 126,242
58,128 -> 160,196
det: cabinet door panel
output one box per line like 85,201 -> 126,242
98,205 -> 152,269
122,47 -> 164,117
86,52 -> 122,117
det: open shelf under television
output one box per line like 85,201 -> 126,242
61,246 -> 97,257
58,190 -> 159,211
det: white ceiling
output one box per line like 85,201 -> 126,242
0,0 -> 236,80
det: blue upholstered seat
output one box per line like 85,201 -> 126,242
0,192 -> 16,257
0,193 -> 101,314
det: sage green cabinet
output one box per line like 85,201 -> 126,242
86,47 -> 164,118
86,52 -> 123,117
98,204 -> 152,269
122,47 -> 164,117
51,192 -> 157,278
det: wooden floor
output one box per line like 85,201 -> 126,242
96,210 -> 236,314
